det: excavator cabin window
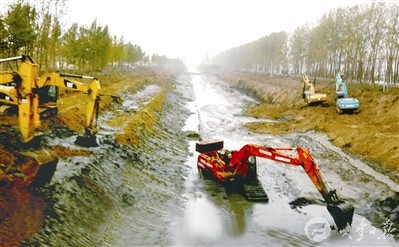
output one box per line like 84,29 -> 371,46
38,85 -> 58,104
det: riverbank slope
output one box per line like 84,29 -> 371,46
211,69 -> 399,181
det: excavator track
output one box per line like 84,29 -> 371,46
243,178 -> 269,202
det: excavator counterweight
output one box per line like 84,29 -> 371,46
196,139 -> 354,231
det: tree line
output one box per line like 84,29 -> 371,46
0,0 -> 183,72
211,2 -> 399,84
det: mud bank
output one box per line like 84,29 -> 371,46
0,67 -> 191,246
1,67 -> 398,245
210,69 -> 399,179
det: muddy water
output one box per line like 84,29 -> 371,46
26,81 -> 193,246
14,70 -> 398,246
171,71 -> 398,246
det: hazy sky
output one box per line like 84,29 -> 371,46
2,0 -> 385,66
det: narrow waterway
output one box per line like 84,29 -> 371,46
9,70 -> 397,246
171,71 -> 398,246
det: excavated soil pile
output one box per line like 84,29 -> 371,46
212,70 -> 399,180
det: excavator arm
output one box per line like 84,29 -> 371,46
0,56 -> 41,143
230,144 -> 336,201
222,142 -> 354,230
336,74 -> 348,99
1,55 -> 101,146
0,55 -> 58,188
302,75 -> 315,95
36,72 -> 101,134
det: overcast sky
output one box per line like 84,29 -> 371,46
2,0 -> 387,66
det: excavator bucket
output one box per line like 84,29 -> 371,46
15,135 -> 58,188
25,150 -> 58,188
75,134 -> 98,147
75,127 -> 98,147
327,202 -> 355,231
8,147 -> 58,188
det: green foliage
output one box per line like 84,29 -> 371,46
5,2 -> 37,55
0,16 -> 8,57
1,1 -> 150,72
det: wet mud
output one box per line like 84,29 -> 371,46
212,70 -> 399,174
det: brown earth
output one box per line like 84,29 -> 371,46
213,70 -> 399,179
2,68 -> 397,184
0,68 -> 176,185
0,67 -> 178,245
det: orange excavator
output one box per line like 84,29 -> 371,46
196,139 -> 354,231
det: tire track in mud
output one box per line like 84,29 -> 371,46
26,76 -> 192,246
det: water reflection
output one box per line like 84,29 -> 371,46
225,194 -> 250,236
180,190 -> 254,244
184,196 -> 222,239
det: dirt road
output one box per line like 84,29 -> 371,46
1,67 -> 398,246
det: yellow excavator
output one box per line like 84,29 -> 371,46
302,75 -> 327,105
0,55 -> 57,187
35,72 -> 101,146
0,55 -> 101,147
0,55 -> 101,187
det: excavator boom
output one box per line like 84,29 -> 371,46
196,139 -> 354,230
335,74 -> 359,114
36,72 -> 101,147
0,55 -> 57,188
1,56 -> 101,147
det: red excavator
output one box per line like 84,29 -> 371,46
196,139 -> 354,231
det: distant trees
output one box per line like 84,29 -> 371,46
4,2 -> 37,56
211,2 -> 399,84
151,54 -> 186,71
0,0 -> 151,71
213,31 -> 288,75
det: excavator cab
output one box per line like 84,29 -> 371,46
37,85 -> 59,117
246,156 -> 257,181
38,85 -> 58,104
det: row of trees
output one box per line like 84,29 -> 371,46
211,2 -> 399,84
1,0 -> 182,72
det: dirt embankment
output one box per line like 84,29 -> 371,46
0,67 -> 179,186
0,67 -> 183,246
213,70 -> 399,177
